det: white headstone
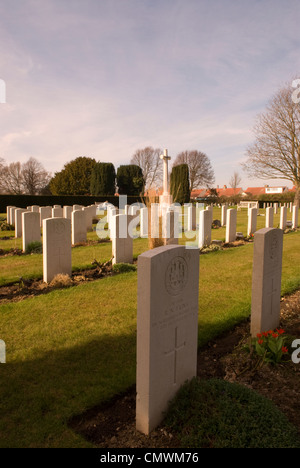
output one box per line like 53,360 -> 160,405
10,207 -> 16,226
111,214 -> 133,264
22,211 -> 41,252
162,209 -> 179,245
247,207 -> 257,236
199,209 -> 211,248
265,206 -> 274,228
72,210 -> 87,244
225,208 -> 237,243
279,206 -> 287,230
43,218 -> 72,283
136,245 -> 199,434
40,206 -> 52,227
52,207 -> 63,218
63,206 -> 73,220
140,207 -> 148,238
221,205 -> 228,227
292,205 -> 299,229
15,208 -> 27,238
250,228 -> 283,336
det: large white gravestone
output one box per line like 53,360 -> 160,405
43,218 -> 72,283
6,206 -> 15,225
247,207 -> 257,236
40,206 -> 52,227
72,210 -> 87,244
199,209 -> 211,248
292,205 -> 299,229
52,207 -> 63,218
15,208 -> 27,238
63,206 -> 72,220
10,207 -> 17,226
265,206 -> 274,228
162,209 -> 179,245
22,211 -> 41,252
225,208 -> 237,243
136,245 -> 199,435
140,207 -> 148,238
280,206 -> 287,230
221,205 -> 228,227
111,214 -> 133,264
250,228 -> 283,337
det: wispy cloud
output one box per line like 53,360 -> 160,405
0,0 -> 300,188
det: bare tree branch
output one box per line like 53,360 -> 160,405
242,82 -> 300,204
130,147 -> 163,190
173,150 -> 215,191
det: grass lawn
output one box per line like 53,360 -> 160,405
0,208 -> 300,447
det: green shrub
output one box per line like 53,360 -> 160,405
164,377 -> 300,448
25,241 -> 43,254
0,219 -> 14,231
90,162 -> 116,196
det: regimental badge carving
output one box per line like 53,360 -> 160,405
55,221 -> 66,235
165,256 -> 188,296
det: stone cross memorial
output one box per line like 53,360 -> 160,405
250,227 -> 283,337
136,245 -> 200,435
43,218 -> 72,283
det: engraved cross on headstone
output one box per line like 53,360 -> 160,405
164,326 -> 186,384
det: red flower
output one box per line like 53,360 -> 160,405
276,328 -> 285,335
258,339 -> 264,345
282,346 -> 288,354
257,333 -> 262,339
272,333 -> 279,338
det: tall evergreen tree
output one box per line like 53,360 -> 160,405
90,162 -> 116,196
50,156 -> 96,195
116,165 -> 144,195
170,164 -> 190,204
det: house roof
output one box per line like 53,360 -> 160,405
244,187 -> 266,196
216,186 -> 243,197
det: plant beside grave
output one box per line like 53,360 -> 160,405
0,218 -> 14,231
25,241 -> 43,254
244,328 -> 290,366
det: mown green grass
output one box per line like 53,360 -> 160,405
0,208 -> 300,447
0,230 -> 299,447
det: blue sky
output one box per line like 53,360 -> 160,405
0,0 -> 300,190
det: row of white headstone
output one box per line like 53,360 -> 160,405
104,203 -> 299,256
6,204 -> 98,250
135,225 -> 285,435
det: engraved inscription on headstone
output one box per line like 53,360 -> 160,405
136,245 -> 199,435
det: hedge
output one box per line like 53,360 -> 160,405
0,194 -> 145,214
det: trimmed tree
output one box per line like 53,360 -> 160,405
49,156 -> 96,195
116,165 -> 144,195
90,162 -> 116,196
170,164 -> 190,204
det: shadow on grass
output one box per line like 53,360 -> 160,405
0,331 -> 137,448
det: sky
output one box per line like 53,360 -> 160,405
0,0 -> 300,190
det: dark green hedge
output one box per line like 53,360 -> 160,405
0,194 -> 145,213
